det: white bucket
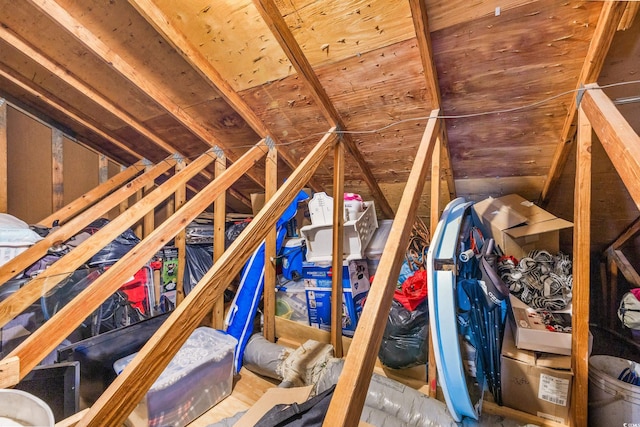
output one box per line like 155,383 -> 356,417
0,389 -> 54,426
589,355 -> 640,426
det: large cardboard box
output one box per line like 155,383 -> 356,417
472,194 -> 573,259
302,260 -> 370,337
501,321 -> 572,424
509,294 -> 572,355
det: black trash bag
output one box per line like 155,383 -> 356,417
225,220 -> 250,248
83,218 -> 140,267
184,244 -> 213,295
378,298 -> 429,369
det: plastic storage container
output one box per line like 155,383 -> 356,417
275,279 -> 309,325
0,390 -> 54,427
364,219 -> 393,276
300,192 -> 378,262
113,327 -> 237,427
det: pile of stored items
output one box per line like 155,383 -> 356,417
1,190 -> 588,426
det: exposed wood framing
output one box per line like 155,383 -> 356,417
427,136 -> 442,397
51,128 -> 64,212
263,143 -> 278,342
609,215 -> 640,251
0,356 -> 19,389
581,84 -> 640,208
174,155 -> 187,305
542,2 -> 627,202
25,0 -> 267,190
571,105 -> 591,427
253,0 -> 395,219
409,0 -> 456,200
125,0 -> 324,193
3,142 -> 269,389
618,2 -> 640,31
212,151 -> 227,329
38,160 -> 145,227
0,155 -> 176,286
325,112 -> 440,426
0,24 -> 175,157
98,155 -> 109,184
331,138 -> 346,358
608,248 -> 640,288
73,130 -> 335,427
0,151 -> 216,330
608,259 -> 620,329
0,67 -> 140,161
0,99 -> 6,213
143,162 -> 155,237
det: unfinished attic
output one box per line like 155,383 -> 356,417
1,0 -> 640,426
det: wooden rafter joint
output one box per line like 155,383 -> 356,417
0,356 -> 20,389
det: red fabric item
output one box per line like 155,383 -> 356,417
631,287 -> 640,301
394,269 -> 428,311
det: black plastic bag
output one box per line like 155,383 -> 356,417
83,219 -> 140,267
378,299 -> 429,369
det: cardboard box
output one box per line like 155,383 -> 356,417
501,321 -> 572,424
302,260 -> 370,337
509,294 -> 572,355
472,194 -> 573,259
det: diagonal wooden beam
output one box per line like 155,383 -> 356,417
0,150 -> 217,330
409,0 -> 456,200
25,0 -> 266,189
0,24 -> 172,158
73,130 -> 336,427
325,113 -> 440,426
253,0 -> 395,218
581,84 -> 640,209
125,0 -> 324,194
541,2 -> 627,202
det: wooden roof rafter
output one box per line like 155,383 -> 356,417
253,0 -> 395,219
408,0 -> 456,200
24,0 -> 268,193
125,0 -> 325,194
541,1 -> 628,203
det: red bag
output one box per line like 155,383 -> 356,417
394,269 -> 428,311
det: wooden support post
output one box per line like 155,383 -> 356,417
71,132 -> 333,427
0,151 -> 215,329
0,156 -> 175,287
264,141 -> 278,342
52,128 -> 64,213
143,162 -> 155,238
427,136 -> 442,397
212,150 -> 226,329
38,160 -> 145,228
0,99 -> 7,213
174,155 -> 187,305
3,142 -> 270,386
98,155 -> 109,184
571,105 -> 591,427
325,114 -> 440,427
331,138 -> 345,358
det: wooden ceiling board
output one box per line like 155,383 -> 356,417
0,1 -> 167,122
0,40 -> 133,132
54,0 -> 224,111
433,0 -> 601,184
152,0 -> 416,92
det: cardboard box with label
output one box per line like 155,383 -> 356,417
472,194 -> 573,259
501,321 -> 573,424
509,294 -> 572,355
302,260 -> 370,337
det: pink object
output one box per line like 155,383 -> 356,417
344,193 -> 363,221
